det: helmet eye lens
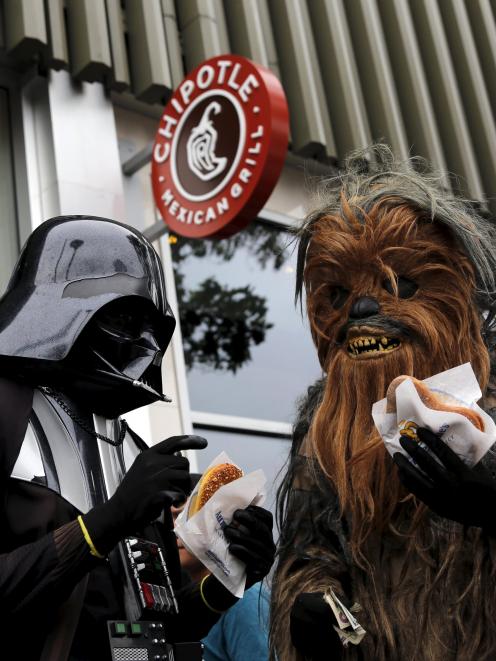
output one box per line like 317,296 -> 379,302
96,304 -> 156,342
97,314 -> 141,341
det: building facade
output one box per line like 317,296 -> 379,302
1,0 -> 496,511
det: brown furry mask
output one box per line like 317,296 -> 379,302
303,194 -> 490,558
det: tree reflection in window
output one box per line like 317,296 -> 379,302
170,223 -> 290,373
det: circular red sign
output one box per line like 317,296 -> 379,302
152,55 -> 289,239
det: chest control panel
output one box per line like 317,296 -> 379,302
107,621 -> 203,660
123,536 -> 178,617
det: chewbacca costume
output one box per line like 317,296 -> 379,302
271,147 -> 496,661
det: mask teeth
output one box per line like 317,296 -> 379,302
346,335 -> 401,356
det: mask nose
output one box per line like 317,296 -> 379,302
141,329 -> 161,350
349,296 -> 380,319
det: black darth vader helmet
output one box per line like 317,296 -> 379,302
0,215 -> 176,417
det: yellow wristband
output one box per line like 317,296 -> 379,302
77,515 -> 105,559
199,575 -> 225,614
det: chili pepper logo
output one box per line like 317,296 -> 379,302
186,101 -> 228,181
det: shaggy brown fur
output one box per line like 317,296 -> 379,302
271,190 -> 496,660
307,196 -> 489,557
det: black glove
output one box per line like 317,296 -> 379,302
223,505 -> 275,587
394,427 -> 496,536
290,592 -> 343,660
84,434 -> 207,554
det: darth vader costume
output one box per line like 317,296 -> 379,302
0,216 -> 275,661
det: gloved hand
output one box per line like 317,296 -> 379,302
223,505 -> 275,587
394,427 -> 496,536
290,592 -> 343,660
83,434 -> 207,554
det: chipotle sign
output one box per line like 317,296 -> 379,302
152,55 -> 289,239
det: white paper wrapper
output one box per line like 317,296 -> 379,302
372,363 -> 496,467
174,451 -> 266,597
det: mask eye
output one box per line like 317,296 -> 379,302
96,320 -> 136,342
330,285 -> 349,309
383,276 -> 418,299
96,311 -> 142,340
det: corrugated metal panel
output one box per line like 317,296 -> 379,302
224,0 -> 271,69
1,0 -> 496,211
105,0 -> 130,91
125,0 -> 172,104
160,0 -> 184,89
3,0 -> 47,60
223,0 -> 285,138
257,1 -> 281,80
307,0 -> 372,160
409,0 -> 484,201
176,0 -> 230,73
439,0 -> 496,207
268,0 -> 335,158
465,0 -> 496,122
66,0 -> 112,83
344,0 -> 409,159
377,0 -> 448,179
45,0 -> 68,70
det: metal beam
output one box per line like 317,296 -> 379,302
4,0 -> 48,59
143,219 -> 168,242
411,0 -> 484,201
142,208 -> 296,243
106,0 -> 130,91
143,204 -> 308,244
176,0 -> 230,72
308,0 -> 372,159
121,141 -> 154,176
268,0 -> 335,158
344,0 -> 409,159
125,0 -> 172,103
66,0 -> 112,83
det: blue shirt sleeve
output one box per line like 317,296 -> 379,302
202,583 -> 270,661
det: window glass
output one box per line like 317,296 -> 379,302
193,426 -> 290,520
171,223 -> 321,422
